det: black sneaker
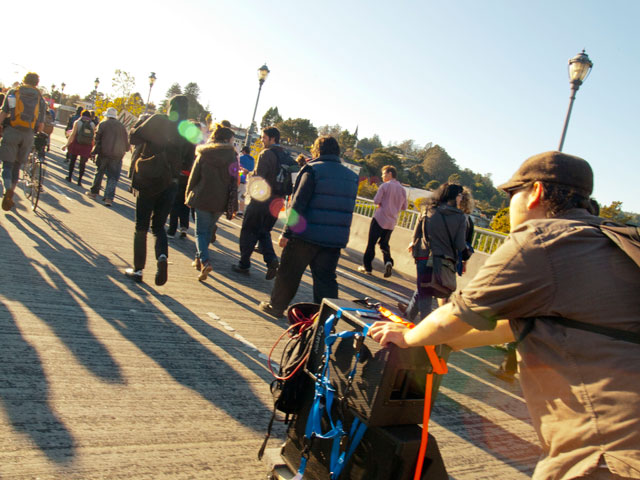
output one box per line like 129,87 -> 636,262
259,301 -> 284,318
155,255 -> 168,286
265,261 -> 279,280
231,264 -> 250,275
124,268 -> 143,283
384,262 -> 393,278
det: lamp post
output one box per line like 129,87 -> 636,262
93,77 -> 100,109
244,64 -> 270,147
51,84 -> 56,101
146,72 -> 157,113
558,50 -> 593,152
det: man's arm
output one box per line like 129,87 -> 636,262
373,182 -> 385,206
282,168 -> 315,240
446,320 -> 514,350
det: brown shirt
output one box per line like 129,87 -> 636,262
450,209 -> 640,480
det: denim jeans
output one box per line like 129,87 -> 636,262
133,181 -> 178,270
406,258 -> 434,323
362,217 -> 393,271
270,238 -> 341,312
90,155 -> 123,201
195,209 -> 222,264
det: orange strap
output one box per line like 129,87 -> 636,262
377,306 -> 447,479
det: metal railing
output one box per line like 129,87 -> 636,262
354,196 -> 507,255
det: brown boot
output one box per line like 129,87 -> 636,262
2,190 -> 15,211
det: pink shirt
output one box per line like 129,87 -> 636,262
373,179 -> 408,230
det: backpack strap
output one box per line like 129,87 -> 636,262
598,223 -> 640,268
517,316 -> 640,345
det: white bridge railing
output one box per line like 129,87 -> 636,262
354,196 -> 507,255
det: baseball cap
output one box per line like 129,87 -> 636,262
498,151 -> 593,197
105,107 -> 118,119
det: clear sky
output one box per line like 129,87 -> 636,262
3,0 -> 639,211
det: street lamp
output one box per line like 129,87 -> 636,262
244,63 -> 270,147
51,84 -> 56,97
93,77 -> 100,109
60,82 -> 66,105
146,72 -> 157,112
558,50 -> 593,152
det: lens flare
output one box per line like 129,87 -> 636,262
178,120 -> 203,145
168,111 -> 179,122
286,209 -> 308,234
229,162 -> 239,177
270,197 -> 285,217
248,178 -> 271,202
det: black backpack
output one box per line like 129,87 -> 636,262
270,146 -> 294,197
258,304 -> 318,460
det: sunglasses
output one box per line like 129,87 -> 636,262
507,183 -> 532,199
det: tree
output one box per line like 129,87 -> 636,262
600,201 -> 633,224
112,70 -> 136,101
421,145 -> 458,183
166,83 -> 182,98
318,124 -> 342,138
183,82 -> 207,120
448,173 -> 461,185
357,134 -> 383,156
490,207 -> 510,234
277,118 -> 317,146
364,148 -> 402,177
407,165 -> 427,188
338,129 -> 357,156
357,179 -> 379,199
261,107 -> 283,128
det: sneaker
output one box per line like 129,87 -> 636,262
231,264 -> 250,275
265,260 -> 279,280
167,231 -> 176,239
2,190 -> 14,211
259,301 -> 284,318
487,367 -> 516,384
236,211 -> 244,218
192,257 -> 202,271
384,262 -> 393,278
85,191 -> 97,199
155,254 -> 168,286
198,262 -> 213,281
357,266 -> 372,275
180,227 -> 187,238
104,199 -> 112,207
124,268 -> 143,283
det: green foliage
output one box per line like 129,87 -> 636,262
407,165 -> 427,188
357,178 -> 379,199
318,124 -> 342,138
339,129 -> 357,157
364,147 -> 402,177
599,201 -> 633,224
95,93 -> 146,119
414,197 -> 430,211
448,173 -> 461,185
353,148 -> 364,161
357,134 -> 383,156
421,145 -> 458,183
490,207 -> 510,234
261,107 -> 283,128
277,118 -> 318,146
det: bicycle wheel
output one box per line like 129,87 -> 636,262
31,159 -> 43,211
22,151 -> 36,201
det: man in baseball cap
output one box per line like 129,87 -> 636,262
370,151 -> 640,479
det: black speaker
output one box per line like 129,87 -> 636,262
305,298 -> 450,427
281,388 -> 448,480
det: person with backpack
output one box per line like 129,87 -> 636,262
369,152 -> 640,480
0,72 -> 47,211
123,95 -> 195,286
63,110 -> 95,186
401,183 -> 467,323
65,106 -> 84,163
232,126 -> 294,280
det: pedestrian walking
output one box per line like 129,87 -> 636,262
359,165 -> 408,278
63,110 -> 95,186
85,107 -> 129,206
124,95 -> 195,286
185,123 -> 238,281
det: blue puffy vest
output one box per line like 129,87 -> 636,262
293,155 -> 359,248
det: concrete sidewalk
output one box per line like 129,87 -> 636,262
0,128 -> 539,479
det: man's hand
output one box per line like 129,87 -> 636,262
279,236 -> 288,248
368,321 -> 410,348
61,145 -> 67,151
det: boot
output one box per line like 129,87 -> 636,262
133,230 -> 147,272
